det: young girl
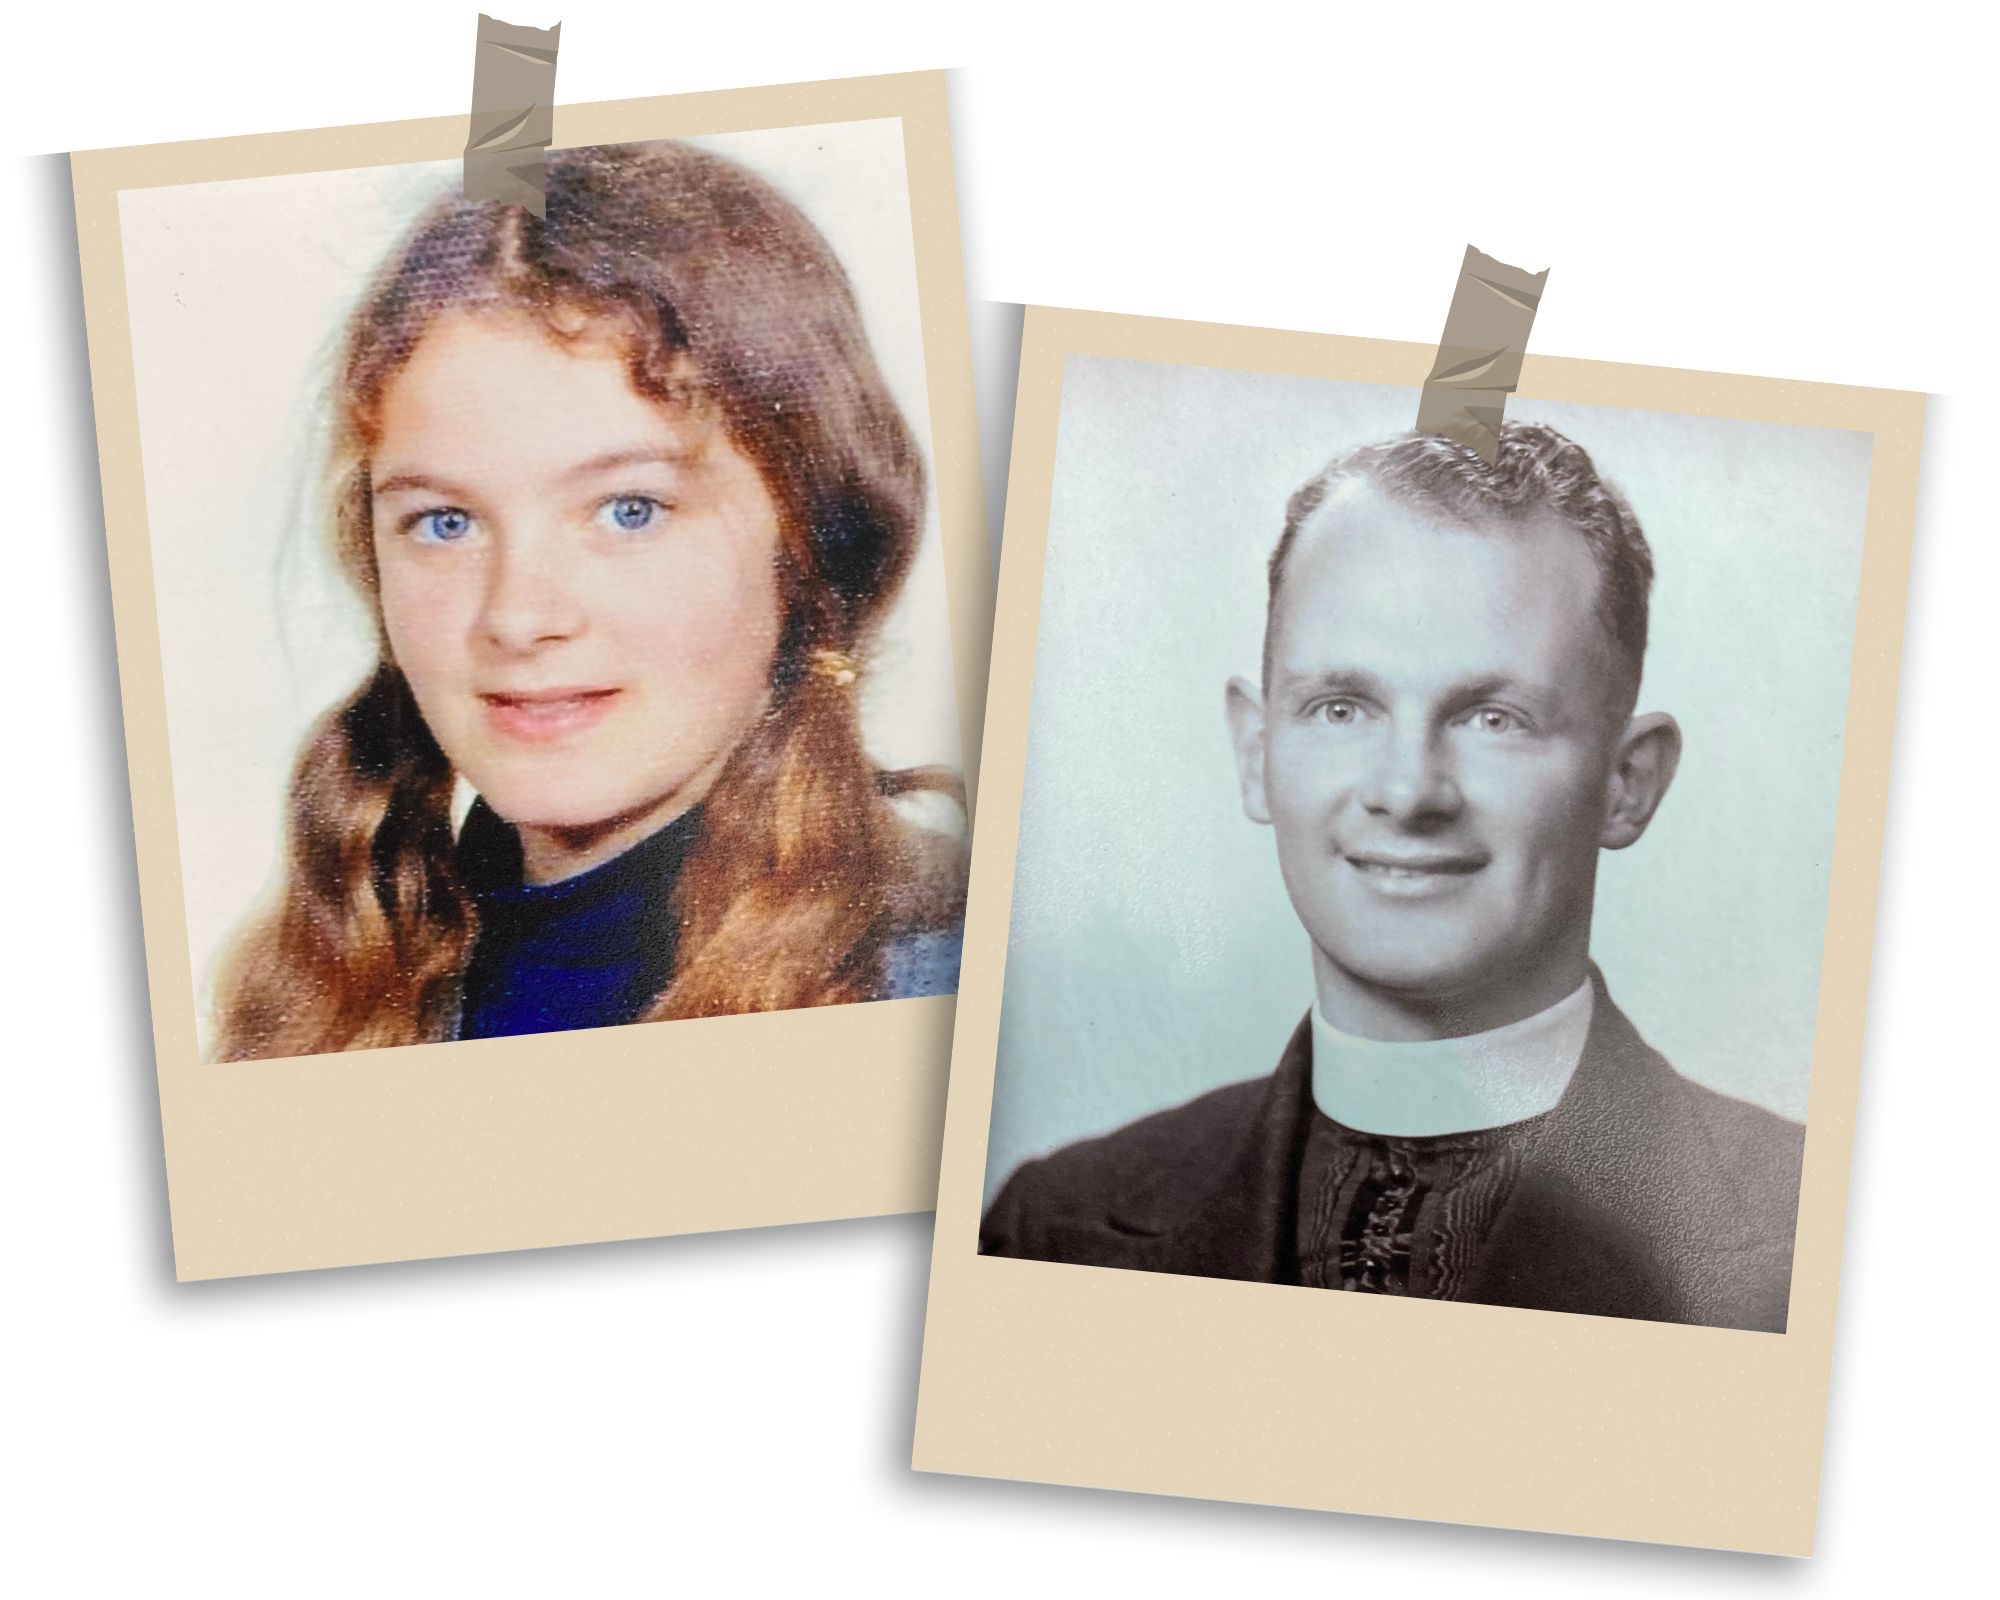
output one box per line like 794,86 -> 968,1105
212,140 -> 967,1061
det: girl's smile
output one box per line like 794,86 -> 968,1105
478,685 -> 624,742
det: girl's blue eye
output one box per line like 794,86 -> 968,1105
414,507 -> 474,544
599,495 -> 663,534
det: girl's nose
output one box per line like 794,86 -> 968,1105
478,530 -> 584,652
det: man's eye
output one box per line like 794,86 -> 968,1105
596,494 -> 666,534
408,507 -> 475,544
1314,697 -> 1362,725
1468,706 -> 1523,734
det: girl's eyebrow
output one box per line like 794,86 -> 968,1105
560,445 -> 695,482
371,470 -> 470,500
371,446 -> 694,502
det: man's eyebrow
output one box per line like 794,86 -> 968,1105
1271,667 -> 1558,708
1443,672 -> 1552,706
1272,667 -> 1391,701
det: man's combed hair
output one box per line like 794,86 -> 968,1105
1266,422 -> 1655,708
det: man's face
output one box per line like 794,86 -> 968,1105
1230,482 -> 1632,1032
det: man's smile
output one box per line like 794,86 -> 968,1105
1341,849 -> 1489,897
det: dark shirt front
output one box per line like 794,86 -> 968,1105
1295,1112 -> 1545,1300
457,800 -> 702,1040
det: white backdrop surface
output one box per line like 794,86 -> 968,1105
7,3 -> 1994,1595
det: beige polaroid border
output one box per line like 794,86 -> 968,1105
912,307 -> 1922,1555
70,72 -> 992,1283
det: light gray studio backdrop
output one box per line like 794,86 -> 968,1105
115,119 -> 963,1043
985,356 -> 1870,1203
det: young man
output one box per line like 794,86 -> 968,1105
981,423 -> 1803,1331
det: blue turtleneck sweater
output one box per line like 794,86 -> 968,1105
456,799 -> 703,1039
453,801 -> 961,1039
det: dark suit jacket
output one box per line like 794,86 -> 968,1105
981,969 -> 1805,1331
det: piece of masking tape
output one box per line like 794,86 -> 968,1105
464,13 -> 563,217
1414,245 -> 1550,464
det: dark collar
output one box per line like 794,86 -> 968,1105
456,798 -> 704,905
448,800 -> 709,1042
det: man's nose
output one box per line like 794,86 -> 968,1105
478,528 -> 584,653
1356,724 -> 1461,823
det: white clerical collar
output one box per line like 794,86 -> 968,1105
1309,977 -> 1595,1137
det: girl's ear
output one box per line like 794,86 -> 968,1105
1225,677 -> 1273,826
1600,712 -> 1682,850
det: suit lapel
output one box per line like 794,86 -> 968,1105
1465,968 -> 1759,1321
1133,1017 -> 1316,1283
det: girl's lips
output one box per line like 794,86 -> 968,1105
480,688 -> 621,742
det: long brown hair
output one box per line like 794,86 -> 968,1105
213,141 -> 961,1061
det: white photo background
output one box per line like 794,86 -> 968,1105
116,120 -> 962,1046
985,356 -> 1870,1204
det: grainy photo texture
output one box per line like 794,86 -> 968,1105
981,362 -> 1858,1332
75,75 -> 990,1279
121,125 -> 967,1063
912,309 -> 1920,1553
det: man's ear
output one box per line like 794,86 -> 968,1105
1225,676 -> 1272,825
1600,711 -> 1682,850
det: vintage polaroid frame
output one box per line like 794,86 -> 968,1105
912,307 -> 1921,1554
73,72 -> 991,1281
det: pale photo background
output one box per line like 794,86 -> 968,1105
986,356 -> 1870,1202
116,118 -> 963,1041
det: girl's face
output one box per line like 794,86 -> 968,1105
370,310 -> 786,882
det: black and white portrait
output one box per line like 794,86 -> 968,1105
979,357 -> 1874,1331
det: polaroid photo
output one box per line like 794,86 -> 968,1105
913,307 -> 1922,1553
72,71 -> 991,1280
